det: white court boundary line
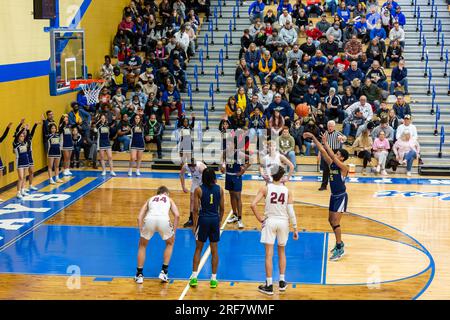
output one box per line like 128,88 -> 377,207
178,210 -> 233,300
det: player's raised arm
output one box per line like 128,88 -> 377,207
137,201 -> 149,232
219,187 -> 225,223
322,134 -> 349,176
179,164 -> 188,193
287,190 -> 299,240
192,186 -> 202,232
251,185 -> 267,223
304,132 -> 333,165
169,198 -> 180,235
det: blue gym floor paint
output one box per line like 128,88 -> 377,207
0,225 -> 325,284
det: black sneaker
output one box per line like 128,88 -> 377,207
258,283 -> 273,295
318,185 -> 327,191
183,219 -> 193,227
279,281 -> 288,292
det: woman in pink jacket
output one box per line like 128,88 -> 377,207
392,130 -> 420,177
372,130 -> 390,176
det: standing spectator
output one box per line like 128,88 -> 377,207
373,130 -> 391,175
393,130 -> 420,176
390,59 -> 408,95
116,113 -> 132,152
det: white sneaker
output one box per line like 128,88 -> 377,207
237,219 -> 245,229
158,271 -> 169,283
376,165 -> 381,174
134,274 -> 144,284
17,192 -> 23,199
227,214 -> 238,224
63,170 -> 70,176
406,171 -> 412,177
22,188 -> 29,193
381,170 -> 388,176
29,185 -> 38,191
110,171 -> 117,177
66,170 -> 73,176
101,171 -> 106,176
49,178 -> 56,185
136,170 -> 141,176
128,170 -> 132,177
21,189 -> 29,196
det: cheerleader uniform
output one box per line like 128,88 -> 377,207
60,125 -> 74,151
47,133 -> 62,158
0,126 -> 10,171
97,123 -> 112,150
25,123 -> 37,167
130,125 -> 145,151
13,140 -> 29,170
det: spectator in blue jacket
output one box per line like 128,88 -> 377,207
382,0 -> 399,14
390,59 -> 408,95
265,93 -> 294,126
343,61 -> 365,88
249,0 -> 266,23
277,0 -> 293,18
245,43 -> 262,75
393,6 -> 406,27
355,15 -> 370,43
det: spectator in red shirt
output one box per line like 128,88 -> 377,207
118,15 -> 135,45
305,22 -> 323,47
334,53 -> 350,77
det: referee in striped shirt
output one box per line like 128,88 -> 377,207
318,120 -> 347,191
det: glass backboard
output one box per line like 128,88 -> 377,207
49,28 -> 86,95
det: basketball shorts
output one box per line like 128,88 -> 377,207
195,215 -> 220,243
260,217 -> 290,246
190,180 -> 201,193
141,216 -> 174,241
225,174 -> 242,192
329,192 -> 348,213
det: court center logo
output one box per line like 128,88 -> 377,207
374,190 -> 450,201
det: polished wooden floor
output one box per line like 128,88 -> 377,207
0,169 -> 448,300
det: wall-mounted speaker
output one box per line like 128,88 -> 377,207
33,0 -> 56,19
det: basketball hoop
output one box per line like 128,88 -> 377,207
70,79 -> 105,105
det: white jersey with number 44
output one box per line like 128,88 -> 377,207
145,194 -> 171,219
265,183 -> 289,220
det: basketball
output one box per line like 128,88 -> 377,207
295,103 -> 310,117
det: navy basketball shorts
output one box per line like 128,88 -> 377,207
196,215 -> 220,243
225,174 -> 242,192
329,192 -> 348,213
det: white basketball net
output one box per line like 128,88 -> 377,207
80,81 -> 105,105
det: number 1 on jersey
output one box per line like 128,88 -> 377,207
210,194 -> 214,204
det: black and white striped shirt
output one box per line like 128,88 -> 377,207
325,130 -> 346,151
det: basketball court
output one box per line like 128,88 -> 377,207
0,169 -> 446,300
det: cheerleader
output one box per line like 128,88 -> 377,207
128,114 -> 145,176
59,114 -> 73,176
13,127 -> 29,199
97,113 -> 116,176
0,122 -> 12,177
24,122 -> 39,191
47,123 -> 63,184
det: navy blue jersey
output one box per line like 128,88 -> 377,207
97,123 -> 111,149
47,133 -> 61,157
199,184 -> 221,217
13,141 -> 29,168
130,125 -> 145,150
329,162 -> 347,195
225,162 -> 242,174
61,126 -> 73,149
